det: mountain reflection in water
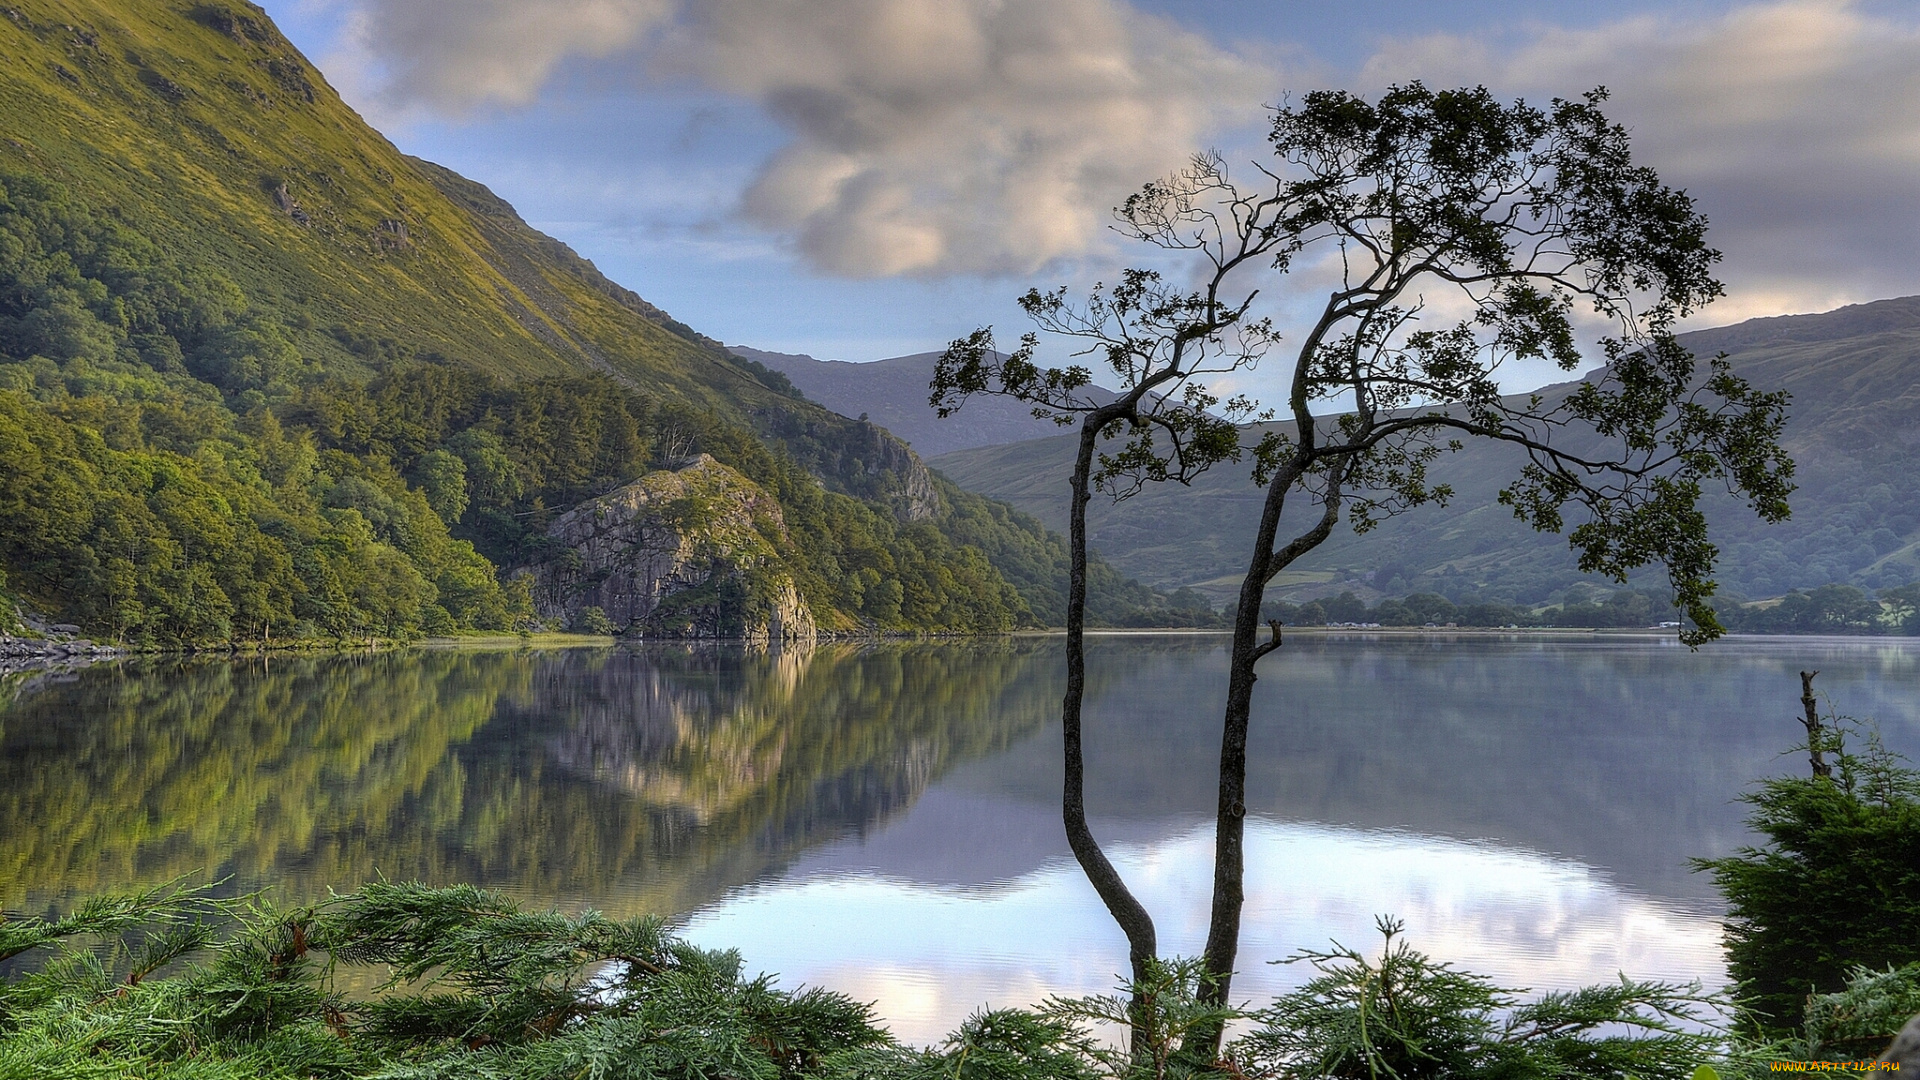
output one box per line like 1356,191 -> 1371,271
3,635 -> 1918,1038
0,641 -> 1060,913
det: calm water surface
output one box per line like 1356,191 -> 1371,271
4,634 -> 1918,1042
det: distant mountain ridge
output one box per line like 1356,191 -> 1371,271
731,346 -> 1122,457
931,296 -> 1920,606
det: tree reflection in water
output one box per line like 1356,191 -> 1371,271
0,641 -> 1061,915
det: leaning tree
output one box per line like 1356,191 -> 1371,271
932,83 -> 1794,1062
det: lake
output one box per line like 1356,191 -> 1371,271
3,634 -> 1917,1043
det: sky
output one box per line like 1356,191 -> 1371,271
258,0 -> 1920,399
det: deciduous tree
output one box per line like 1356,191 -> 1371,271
935,83 -> 1794,1062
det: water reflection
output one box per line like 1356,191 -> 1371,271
924,634 -> 1920,902
0,641 -> 1060,912
3,634 -> 1917,1040
684,818 -> 1727,1046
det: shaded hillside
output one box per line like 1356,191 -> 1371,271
934,297 -> 1920,606
733,345 -> 1120,457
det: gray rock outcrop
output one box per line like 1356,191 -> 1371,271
518,455 -> 816,641
1,612 -> 119,674
1884,1014 -> 1920,1070
896,452 -> 940,523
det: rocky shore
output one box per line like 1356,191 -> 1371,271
0,619 -> 120,675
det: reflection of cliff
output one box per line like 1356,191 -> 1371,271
458,642 -> 1060,915
0,642 -> 1060,918
536,649 -> 807,820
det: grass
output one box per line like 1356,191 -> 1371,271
0,0 -> 885,439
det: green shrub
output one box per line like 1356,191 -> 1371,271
0,881 -> 890,1079
2,886 -> 1780,1080
1796,963 -> 1920,1062
577,605 -> 618,635
1695,706 -> 1920,1033
1229,918 -> 1730,1080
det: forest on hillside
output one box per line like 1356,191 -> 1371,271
0,173 -> 1207,644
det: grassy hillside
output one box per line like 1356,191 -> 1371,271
0,0 -> 1212,640
2,0 -> 714,390
0,0 -> 922,483
933,296 -> 1920,609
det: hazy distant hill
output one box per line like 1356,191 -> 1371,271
933,297 -> 1920,605
732,346 -> 1120,456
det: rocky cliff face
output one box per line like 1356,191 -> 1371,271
843,418 -> 942,522
519,456 -> 816,641
894,449 -> 942,522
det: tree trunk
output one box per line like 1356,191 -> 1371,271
1800,670 -> 1830,779
1184,454 -> 1338,1065
1179,464 -> 1293,1061
1063,419 -> 1159,1058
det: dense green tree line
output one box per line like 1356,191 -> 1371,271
1264,590 -> 1675,630
0,383 -> 511,643
281,358 -> 1037,633
0,171 -> 1222,641
1265,582 -> 1920,634
1711,583 -> 1920,635
0,171 -> 522,641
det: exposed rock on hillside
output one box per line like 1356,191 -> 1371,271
853,419 -> 941,522
519,456 -> 816,641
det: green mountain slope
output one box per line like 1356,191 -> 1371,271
933,296 -> 1920,607
4,0 -> 687,387
0,0 -> 1214,640
0,0 -> 904,477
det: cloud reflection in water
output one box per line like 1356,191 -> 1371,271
680,817 -> 1726,1046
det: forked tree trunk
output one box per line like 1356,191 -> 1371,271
1184,469 -> 1291,1061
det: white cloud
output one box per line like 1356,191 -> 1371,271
355,0 -> 675,109
682,819 -> 1725,1046
1358,0 -> 1920,322
678,0 -> 1268,276
328,0 -> 1920,310
333,0 -> 1271,277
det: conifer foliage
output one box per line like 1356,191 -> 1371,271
1695,677 -> 1920,1034
1,882 -> 1776,1079
1233,918 -> 1734,1080
0,881 -> 895,1078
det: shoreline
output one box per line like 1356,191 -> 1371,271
0,632 -> 121,676
5,625 -> 1913,673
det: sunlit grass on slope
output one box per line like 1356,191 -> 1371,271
0,0 -> 688,388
